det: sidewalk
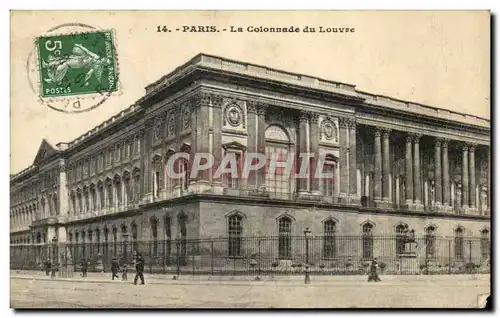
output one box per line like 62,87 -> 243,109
10,270 -> 490,287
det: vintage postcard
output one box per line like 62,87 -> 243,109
10,11 -> 490,308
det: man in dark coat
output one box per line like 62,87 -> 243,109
111,257 -> 120,280
367,257 -> 382,282
80,258 -> 88,277
44,258 -> 51,276
133,254 -> 145,285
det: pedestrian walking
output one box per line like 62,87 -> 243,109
111,257 -> 120,280
80,258 -> 88,277
44,258 -> 51,276
133,254 -> 145,285
121,263 -> 128,281
367,257 -> 382,282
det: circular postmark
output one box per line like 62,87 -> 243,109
26,23 -> 120,114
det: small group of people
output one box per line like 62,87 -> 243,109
110,254 -> 145,285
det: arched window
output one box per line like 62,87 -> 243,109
97,181 -> 105,210
152,155 -> 163,198
76,190 -> 83,214
227,213 -> 243,257
131,223 -> 138,255
395,224 -> 407,255
151,217 -> 158,256
362,223 -> 374,259
53,194 -> 59,215
114,175 -> 122,206
480,229 -> 490,261
112,227 -> 118,257
278,216 -> 292,259
322,156 -> 337,199
89,184 -> 97,211
425,226 -> 436,258
123,171 -> 131,203
178,213 -> 188,262
164,215 -> 172,261
323,219 -> 337,259
132,168 -> 141,202
83,187 -> 89,213
106,178 -> 113,208
96,228 -> 101,254
454,227 -> 464,260
265,125 -> 293,199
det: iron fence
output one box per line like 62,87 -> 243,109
10,235 -> 490,276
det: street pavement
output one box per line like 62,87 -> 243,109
10,271 -> 490,308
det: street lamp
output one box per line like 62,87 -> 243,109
304,227 -> 312,284
51,236 -> 57,278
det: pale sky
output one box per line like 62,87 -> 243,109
10,11 -> 490,174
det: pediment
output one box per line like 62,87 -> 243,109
33,139 -> 59,165
222,141 -> 246,151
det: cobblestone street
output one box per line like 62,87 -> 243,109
10,273 -> 490,308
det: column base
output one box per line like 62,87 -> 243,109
413,201 -> 424,211
338,193 -> 350,204
348,195 -> 360,205
188,180 -> 212,194
248,186 -> 269,198
211,181 -> 224,195
437,204 -> 454,213
374,199 -> 392,209
463,207 -> 478,215
296,191 -> 322,202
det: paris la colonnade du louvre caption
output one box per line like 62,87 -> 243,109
10,53 -> 490,274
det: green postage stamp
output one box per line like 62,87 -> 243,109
36,30 -> 118,98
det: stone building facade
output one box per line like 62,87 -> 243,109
10,54 -> 490,265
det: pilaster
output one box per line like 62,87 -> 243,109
434,138 -> 443,209
338,117 -> 349,203
412,134 -> 424,211
348,119 -> 359,204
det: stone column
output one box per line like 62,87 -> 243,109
338,118 -> 349,202
256,103 -> 268,192
297,111 -> 309,195
413,134 -> 423,210
461,145 -> 469,209
373,128 -> 383,204
246,102 -> 258,190
349,120 -> 358,203
309,113 -> 321,196
434,139 -> 442,208
58,160 -> 68,218
442,139 -> 451,210
193,93 -> 211,186
404,134 -> 413,208
211,95 -> 223,193
487,148 -> 491,213
468,144 -> 476,210
382,128 -> 391,203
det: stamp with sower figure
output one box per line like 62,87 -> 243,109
28,24 -> 120,113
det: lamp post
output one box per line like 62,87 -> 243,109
51,236 -> 57,278
304,227 -> 312,284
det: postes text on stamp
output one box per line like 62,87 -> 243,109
36,30 -> 118,98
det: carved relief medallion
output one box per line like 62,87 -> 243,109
226,105 -> 242,127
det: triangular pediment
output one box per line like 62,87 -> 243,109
33,139 -> 59,165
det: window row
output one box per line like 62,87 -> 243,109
67,135 -> 142,183
69,171 -> 141,215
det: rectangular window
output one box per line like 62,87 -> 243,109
266,146 -> 291,199
322,164 -> 335,196
223,151 -> 242,189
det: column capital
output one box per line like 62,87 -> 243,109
461,144 -> 469,152
381,128 -> 392,138
347,118 -> 357,129
310,112 -> 320,124
374,128 -> 382,137
434,138 -> 442,147
299,111 -> 310,123
466,142 -> 476,152
440,138 -> 449,148
410,133 -> 422,143
339,117 -> 349,128
255,102 -> 268,116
